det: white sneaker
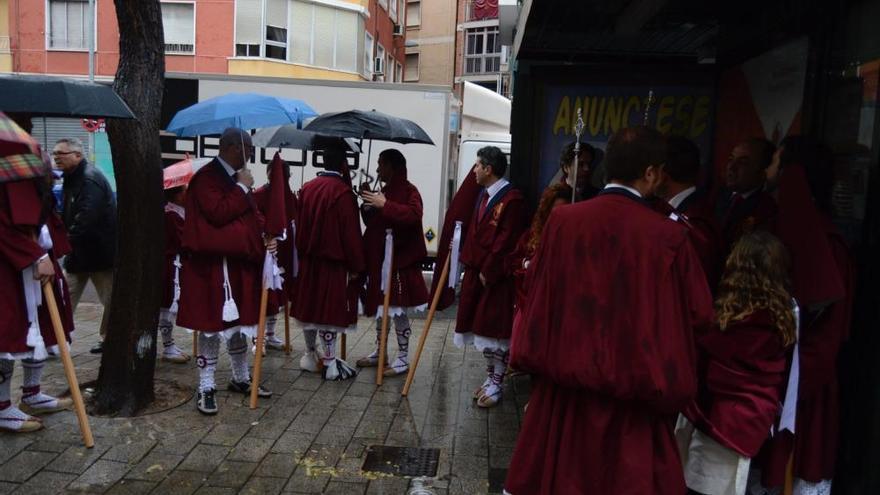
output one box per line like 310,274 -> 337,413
322,358 -> 358,381
299,351 -> 321,373
19,393 -> 73,416
265,335 -> 285,351
383,356 -> 409,377
0,405 -> 42,433
160,345 -> 191,364
356,350 -> 380,368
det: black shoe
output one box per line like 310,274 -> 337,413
227,379 -> 272,398
197,389 -> 218,415
90,341 -> 104,354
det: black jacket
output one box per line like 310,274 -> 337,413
61,160 -> 117,272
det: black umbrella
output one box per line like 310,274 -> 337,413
252,125 -> 361,152
304,109 -> 434,145
0,75 -> 135,119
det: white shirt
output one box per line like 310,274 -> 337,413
603,183 -> 642,198
668,186 -> 697,210
217,156 -> 250,193
484,177 -> 510,204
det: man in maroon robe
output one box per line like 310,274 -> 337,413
177,128 -> 273,415
1,176 -> 74,433
454,146 -> 528,408
715,137 -> 778,249
654,136 -> 722,289
356,149 -> 429,376
156,185 -> 190,364
291,147 -> 365,381
558,140 -> 601,201
505,126 -> 715,494
253,160 -> 299,353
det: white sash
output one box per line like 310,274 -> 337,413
448,221 -> 463,289
380,229 -> 393,293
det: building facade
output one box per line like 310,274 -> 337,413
454,0 -> 508,97
403,0 -> 455,86
1,0 -> 407,82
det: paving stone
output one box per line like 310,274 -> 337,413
178,444 -> 231,472
26,439 -> 70,454
238,476 -> 287,495
353,421 -> 390,441
194,486 -> 236,495
202,424 -> 249,447
287,414 -> 328,435
0,482 -> 16,495
282,469 -> 329,494
488,446 -> 512,470
152,469 -> 204,495
323,481 -> 367,495
67,460 -> 131,492
345,383 -> 376,398
11,470 -> 75,494
301,445 -> 343,467
0,436 -> 34,465
337,396 -> 370,411
449,477 -> 489,495
46,444 -> 110,475
451,454 -> 487,482
291,376 -> 323,392
254,453 -> 297,479
270,431 -> 313,455
331,457 -> 366,484
124,451 -> 185,482
327,408 -> 364,427
365,477 -> 411,495
153,429 -> 210,456
454,436 -> 489,458
0,451 -> 57,483
248,417 -> 292,441
102,440 -> 156,464
104,479 -> 157,495
205,461 -> 258,488
226,438 -> 274,463
314,425 -> 356,446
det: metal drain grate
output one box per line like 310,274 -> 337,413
361,445 -> 441,477
488,467 -> 507,494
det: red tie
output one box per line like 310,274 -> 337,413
478,192 -> 489,219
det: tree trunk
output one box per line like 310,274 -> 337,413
94,0 -> 165,415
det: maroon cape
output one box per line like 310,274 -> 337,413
177,160 -> 265,332
505,189 -> 714,495
361,170 -> 428,317
652,193 -> 721,290
683,310 -> 790,457
253,183 -> 298,311
507,229 -> 533,310
290,173 -> 365,328
0,180 -> 73,354
454,183 -> 528,341
160,206 -> 184,310
431,165 -> 482,311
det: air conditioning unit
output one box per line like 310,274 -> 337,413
374,56 -> 385,75
393,24 -> 404,37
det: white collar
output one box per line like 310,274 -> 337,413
485,177 -> 510,201
321,170 -> 342,177
216,156 -> 236,177
164,202 -> 185,219
604,183 -> 642,198
668,186 -> 697,209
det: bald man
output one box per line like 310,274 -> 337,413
177,128 -> 274,415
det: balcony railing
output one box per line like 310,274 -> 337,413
464,0 -> 499,22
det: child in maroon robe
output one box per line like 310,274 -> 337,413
356,149 -> 429,376
676,230 -> 796,495
505,127 -> 714,494
1,176 -> 74,433
454,146 -> 528,408
156,185 -> 190,364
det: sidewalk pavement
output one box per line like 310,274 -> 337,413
1,303 -> 529,495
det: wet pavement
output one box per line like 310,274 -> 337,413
1,301 -> 529,494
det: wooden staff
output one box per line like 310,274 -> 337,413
783,454 -> 794,495
42,282 -> 94,448
402,255 -> 450,397
341,334 -> 347,360
249,282 -> 270,409
283,300 -> 291,356
376,246 -> 395,386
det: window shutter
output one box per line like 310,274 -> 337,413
235,0 -> 262,45
290,0 -> 312,63
162,3 -> 195,47
266,0 -> 287,27
313,5 -> 335,68
334,10 -> 357,72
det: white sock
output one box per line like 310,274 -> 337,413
227,332 -> 250,383
482,348 -> 495,388
266,313 -> 278,338
197,333 -> 219,392
303,329 -> 317,352
394,324 -> 411,363
0,359 -> 13,403
0,402 -> 32,430
158,309 -> 176,348
319,330 -> 337,365
22,359 -> 44,389
491,349 -> 509,387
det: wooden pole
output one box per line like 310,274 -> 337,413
783,453 -> 794,495
249,283 -> 270,409
376,246 -> 394,386
42,282 -> 94,448
402,255 -> 450,397
341,334 -> 347,360
283,300 -> 291,356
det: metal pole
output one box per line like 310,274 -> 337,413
570,108 -> 584,203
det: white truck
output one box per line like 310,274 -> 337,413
162,73 -> 511,258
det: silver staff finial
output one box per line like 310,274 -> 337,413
643,89 -> 655,126
571,107 -> 585,203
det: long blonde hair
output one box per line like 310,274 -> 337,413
715,230 -> 797,346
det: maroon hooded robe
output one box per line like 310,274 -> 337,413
360,167 -> 428,318
1,179 -> 73,355
505,188 -> 714,495
160,204 -> 184,310
253,180 -> 299,312
177,159 -> 265,332
454,181 -> 528,343
290,172 -> 365,329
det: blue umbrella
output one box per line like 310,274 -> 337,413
167,93 -> 318,136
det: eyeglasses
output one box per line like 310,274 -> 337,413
52,151 -> 78,156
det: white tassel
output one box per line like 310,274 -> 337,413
222,257 -> 239,322
169,254 -> 182,313
381,229 -> 393,293
262,249 -> 284,291
778,299 -> 801,434
22,265 -> 48,361
448,221 -> 463,289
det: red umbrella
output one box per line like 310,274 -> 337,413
0,111 -> 48,183
163,156 -> 212,189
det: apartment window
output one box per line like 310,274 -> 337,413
405,53 -> 418,81
389,0 -> 398,23
235,0 -> 262,57
376,43 -> 386,81
464,26 -> 501,74
288,1 -> 358,72
48,0 -> 91,50
161,2 -> 195,54
395,62 -> 403,83
387,53 -> 394,82
406,0 -> 420,27
264,0 -> 288,60
363,32 -> 374,77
